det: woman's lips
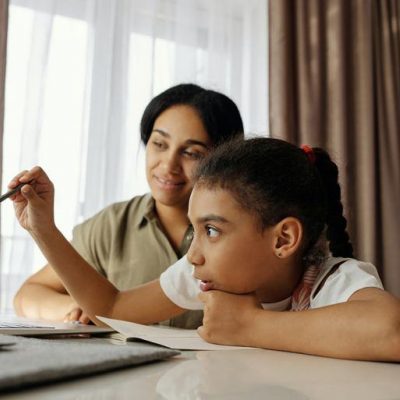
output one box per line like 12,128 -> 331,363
199,280 -> 214,291
154,176 -> 185,190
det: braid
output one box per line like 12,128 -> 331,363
313,149 -> 354,258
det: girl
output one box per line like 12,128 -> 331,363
9,138 -> 400,361
13,83 -> 244,327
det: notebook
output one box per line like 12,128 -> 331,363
98,316 -> 255,350
0,315 -> 114,336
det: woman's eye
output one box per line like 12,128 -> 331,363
206,226 -> 219,238
183,150 -> 205,160
152,141 -> 166,149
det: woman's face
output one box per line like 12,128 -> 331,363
146,105 -> 212,209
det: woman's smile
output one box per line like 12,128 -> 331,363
153,175 -> 186,191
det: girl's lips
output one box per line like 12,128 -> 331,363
199,280 -> 213,291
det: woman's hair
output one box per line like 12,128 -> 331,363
140,83 -> 244,146
194,137 -> 353,261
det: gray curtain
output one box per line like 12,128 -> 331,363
269,0 -> 400,296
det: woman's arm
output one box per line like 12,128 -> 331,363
198,288 -> 400,361
9,167 -> 185,325
14,264 -> 78,321
15,264 -> 96,324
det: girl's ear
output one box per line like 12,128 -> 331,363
272,217 -> 303,259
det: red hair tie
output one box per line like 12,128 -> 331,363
301,145 -> 316,164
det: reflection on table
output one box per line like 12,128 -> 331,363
2,342 -> 400,399
156,349 -> 400,400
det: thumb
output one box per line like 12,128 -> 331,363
21,184 -> 41,204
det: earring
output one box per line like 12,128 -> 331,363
276,252 -> 282,258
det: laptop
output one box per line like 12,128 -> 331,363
0,315 -> 114,336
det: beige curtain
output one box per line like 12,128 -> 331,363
269,0 -> 400,296
0,0 -> 7,188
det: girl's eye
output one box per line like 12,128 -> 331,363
206,226 -> 219,238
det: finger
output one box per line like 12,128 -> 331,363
8,170 -> 29,189
28,166 -> 51,184
65,308 -> 81,322
8,184 -> 30,202
20,184 -> 41,204
79,314 -> 91,325
13,166 -> 50,187
197,326 -> 205,339
64,313 -> 74,323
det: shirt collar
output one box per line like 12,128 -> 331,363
136,194 -> 193,257
136,193 -> 158,228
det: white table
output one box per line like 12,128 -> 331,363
1,340 -> 400,399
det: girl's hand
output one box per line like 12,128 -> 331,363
8,166 -> 55,234
197,290 -> 262,347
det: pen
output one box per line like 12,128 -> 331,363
0,181 -> 32,203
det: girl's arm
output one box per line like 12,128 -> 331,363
9,167 -> 185,325
198,288 -> 400,361
31,225 -> 184,324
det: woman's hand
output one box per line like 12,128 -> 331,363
64,306 -> 92,325
8,166 -> 55,234
197,290 -> 263,347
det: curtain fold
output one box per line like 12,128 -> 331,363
373,0 -> 400,295
269,0 -> 400,296
0,0 -> 7,192
0,0 -> 9,309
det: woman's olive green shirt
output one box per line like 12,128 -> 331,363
71,193 -> 202,329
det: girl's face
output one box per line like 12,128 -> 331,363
187,186 -> 281,298
146,105 -> 211,209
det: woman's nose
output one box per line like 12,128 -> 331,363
161,151 -> 181,174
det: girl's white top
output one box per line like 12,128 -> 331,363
159,256 -> 383,311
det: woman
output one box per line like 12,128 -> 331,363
13,83 -> 244,328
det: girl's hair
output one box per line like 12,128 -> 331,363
140,83 -> 244,146
194,137 -> 353,260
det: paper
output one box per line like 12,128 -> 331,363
98,316 -> 254,351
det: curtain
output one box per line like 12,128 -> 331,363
269,0 -> 400,296
0,0 -> 7,180
1,0 -> 268,311
0,0 -> 9,309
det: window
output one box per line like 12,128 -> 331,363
1,0 -> 268,311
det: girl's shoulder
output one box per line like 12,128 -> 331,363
310,257 -> 383,309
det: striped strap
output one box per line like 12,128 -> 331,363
290,265 -> 320,311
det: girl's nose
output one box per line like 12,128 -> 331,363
187,238 -> 205,267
